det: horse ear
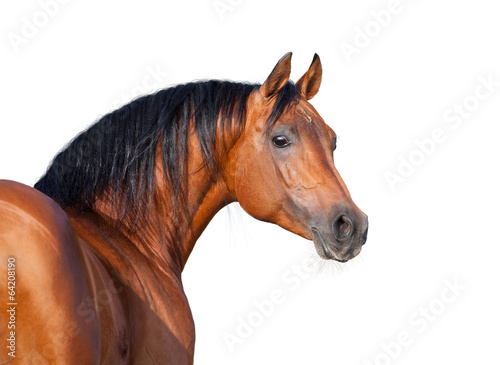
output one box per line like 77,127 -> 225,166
259,52 -> 292,98
295,53 -> 322,100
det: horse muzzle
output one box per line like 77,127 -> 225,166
311,211 -> 368,262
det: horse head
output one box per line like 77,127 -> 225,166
227,53 -> 368,262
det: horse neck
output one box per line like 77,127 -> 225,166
81,148 -> 233,280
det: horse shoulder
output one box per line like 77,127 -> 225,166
0,180 -> 101,364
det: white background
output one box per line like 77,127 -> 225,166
1,0 -> 500,364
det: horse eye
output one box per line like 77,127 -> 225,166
272,136 -> 290,148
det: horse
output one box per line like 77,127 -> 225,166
0,52 -> 368,364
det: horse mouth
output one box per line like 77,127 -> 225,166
311,227 -> 357,262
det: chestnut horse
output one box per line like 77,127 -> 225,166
0,53 -> 368,364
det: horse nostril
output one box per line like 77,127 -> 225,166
332,214 -> 353,241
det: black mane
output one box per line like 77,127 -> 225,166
35,80 -> 299,227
